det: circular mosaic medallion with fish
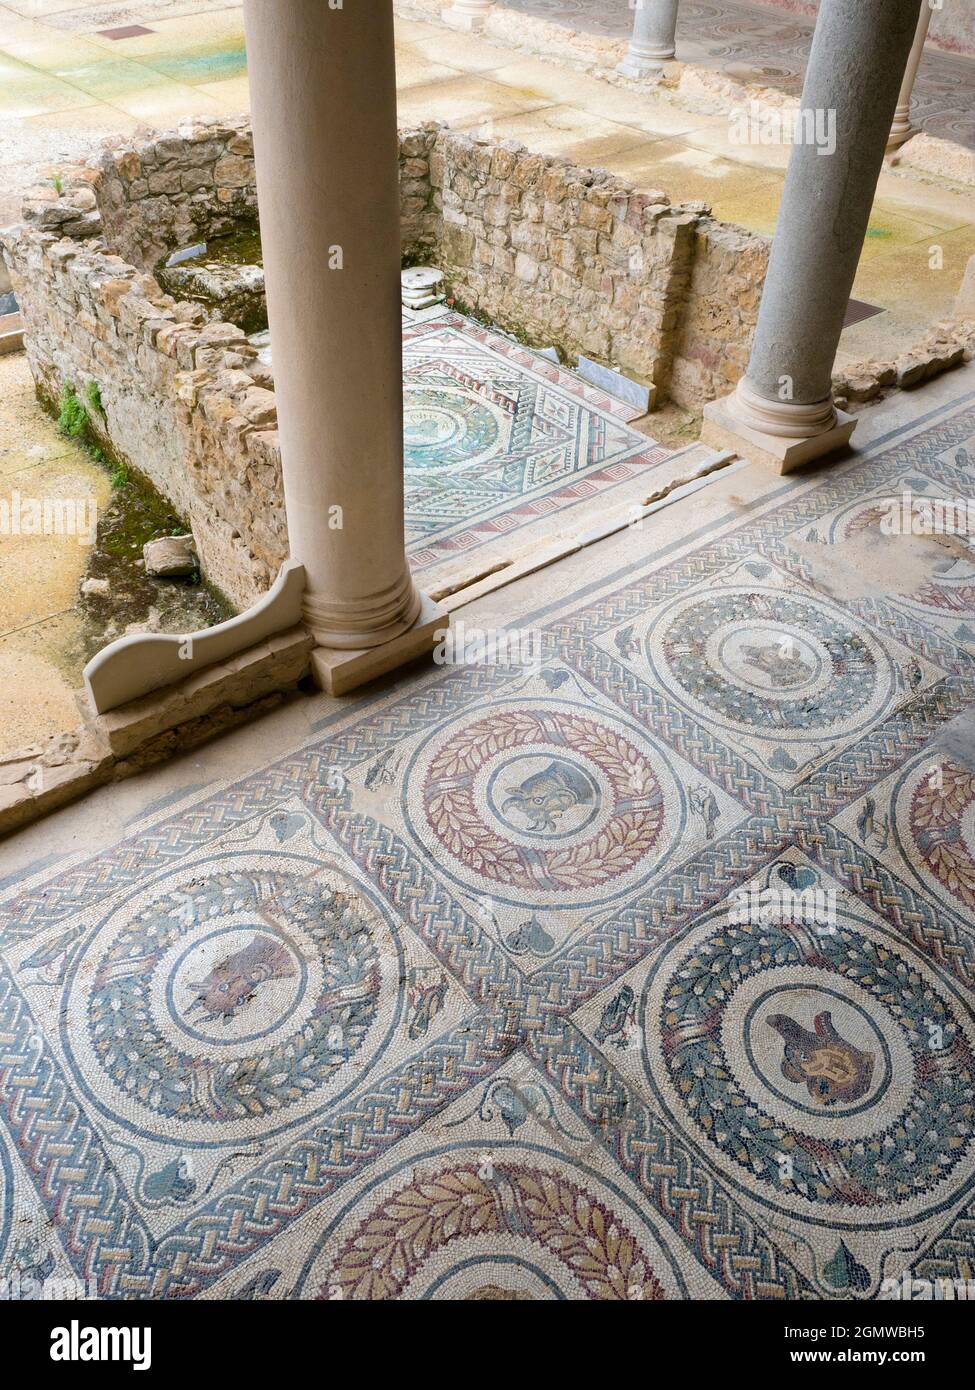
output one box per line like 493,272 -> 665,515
297,1148 -> 694,1300
640,902 -> 975,1222
891,759 -> 975,914
61,853 -> 404,1144
405,698 -> 684,907
646,586 -> 894,741
404,386 -> 505,471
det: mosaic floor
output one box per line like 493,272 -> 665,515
402,313 -> 670,575
502,0 -> 975,149
1,385 -> 974,1301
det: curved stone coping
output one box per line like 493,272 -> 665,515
84,560 -> 306,715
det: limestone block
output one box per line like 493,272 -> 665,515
213,155 -> 255,189
144,533 -> 198,577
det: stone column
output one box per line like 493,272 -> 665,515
617,0 -> 681,80
888,1 -> 933,148
243,0 -> 443,694
702,0 -> 925,474
443,0 -> 493,32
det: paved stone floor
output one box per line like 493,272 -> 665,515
0,351 -> 110,756
0,1 -> 972,355
0,365 -> 973,1299
503,0 -> 975,148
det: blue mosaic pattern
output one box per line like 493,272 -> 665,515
402,315 -> 669,573
0,391 -> 973,1299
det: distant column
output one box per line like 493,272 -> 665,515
617,0 -> 680,80
702,0 -> 925,474
888,1 -> 934,148
443,0 -> 493,31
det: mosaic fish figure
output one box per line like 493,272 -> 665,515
502,759 -> 594,832
768,1010 -> 874,1106
741,641 -> 814,689
595,985 -> 636,1049
186,933 -> 295,1023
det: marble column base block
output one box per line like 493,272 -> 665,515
310,594 -> 450,697
702,392 -> 856,476
402,267 -> 446,310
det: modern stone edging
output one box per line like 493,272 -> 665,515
1,115 -> 770,614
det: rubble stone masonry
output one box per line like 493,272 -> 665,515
1,116 -> 769,609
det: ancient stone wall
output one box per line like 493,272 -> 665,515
1,121 -> 281,610
669,218 -> 769,408
428,129 -> 768,406
1,117 -> 768,612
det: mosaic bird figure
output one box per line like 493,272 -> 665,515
237,1269 -> 281,1300
689,784 -> 720,840
856,795 -> 877,843
540,669 -> 570,692
614,625 -> 638,659
595,985 -> 636,1049
408,975 -> 448,1039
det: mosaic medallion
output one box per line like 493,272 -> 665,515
298,1150 -> 682,1300
640,899 -> 975,1223
61,852 -> 404,1145
893,759 -> 975,914
647,586 -> 893,743
405,698 -> 684,907
401,319 -> 665,571
827,492 -> 975,621
404,385 -> 505,472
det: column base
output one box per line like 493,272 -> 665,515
442,5 -> 491,32
309,592 -> 449,696
615,47 -> 673,80
886,120 -> 915,150
701,394 -> 856,475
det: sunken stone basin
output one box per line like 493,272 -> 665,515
0,115 -> 768,611
156,225 -> 266,336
